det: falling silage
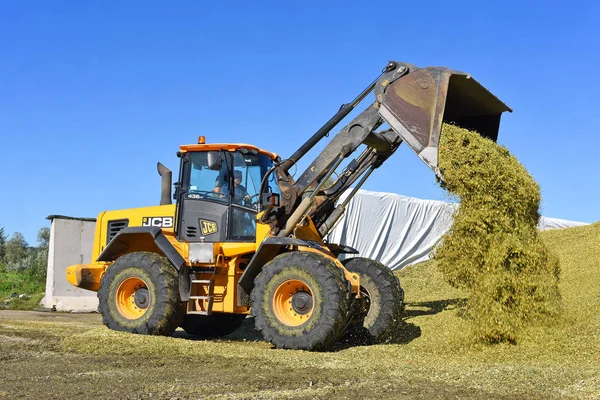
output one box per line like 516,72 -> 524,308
434,124 -> 561,344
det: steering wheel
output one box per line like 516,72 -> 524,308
244,193 -> 261,208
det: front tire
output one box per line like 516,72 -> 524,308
342,257 -> 404,344
98,252 -> 184,336
251,251 -> 350,351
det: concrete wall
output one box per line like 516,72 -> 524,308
43,217 -> 98,312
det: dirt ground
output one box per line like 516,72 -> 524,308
0,310 -> 555,399
3,224 -> 599,400
0,224 -> 600,400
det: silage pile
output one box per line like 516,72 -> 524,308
434,124 -> 561,344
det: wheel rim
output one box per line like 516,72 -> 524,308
273,279 -> 314,326
357,286 -> 371,319
116,277 -> 150,320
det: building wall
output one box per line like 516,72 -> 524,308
43,217 -> 98,312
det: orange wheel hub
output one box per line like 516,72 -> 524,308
116,277 -> 150,320
273,279 -> 314,326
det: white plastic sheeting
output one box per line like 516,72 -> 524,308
538,216 -> 588,231
327,189 -> 589,271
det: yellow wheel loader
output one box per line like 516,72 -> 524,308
66,61 -> 510,350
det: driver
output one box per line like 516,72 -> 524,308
221,170 -> 251,205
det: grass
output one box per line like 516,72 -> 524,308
0,271 -> 45,310
0,271 -> 44,296
2,293 -> 45,310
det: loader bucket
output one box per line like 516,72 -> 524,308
379,66 -> 512,178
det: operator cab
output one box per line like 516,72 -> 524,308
175,138 -> 280,243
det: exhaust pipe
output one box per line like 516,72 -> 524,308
157,162 -> 172,205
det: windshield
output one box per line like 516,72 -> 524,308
227,151 -> 279,205
187,150 -> 279,206
187,152 -> 228,203
186,150 -> 278,241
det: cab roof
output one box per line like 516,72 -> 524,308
179,142 -> 279,161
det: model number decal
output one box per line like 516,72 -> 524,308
142,217 -> 174,228
200,219 -> 218,235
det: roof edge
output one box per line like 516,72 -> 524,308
46,215 -> 97,222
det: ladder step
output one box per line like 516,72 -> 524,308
191,279 -> 213,284
189,295 -> 212,300
188,275 -> 216,315
187,310 -> 211,315
190,267 -> 219,272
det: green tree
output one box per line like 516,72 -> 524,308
0,226 -> 6,272
28,227 -> 50,282
37,227 -> 50,248
0,226 -> 7,265
4,232 -> 28,271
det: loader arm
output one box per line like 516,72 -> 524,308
259,60 -> 511,238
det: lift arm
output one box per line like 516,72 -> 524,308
260,60 -> 511,238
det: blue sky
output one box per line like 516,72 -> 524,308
1,1 -> 598,244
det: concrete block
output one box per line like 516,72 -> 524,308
43,215 -> 98,312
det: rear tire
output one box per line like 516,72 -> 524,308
251,251 -> 350,351
180,314 -> 246,337
342,257 -> 404,344
98,252 -> 184,336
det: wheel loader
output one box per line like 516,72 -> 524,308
66,61 -> 511,350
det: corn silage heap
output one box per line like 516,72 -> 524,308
434,124 -> 561,343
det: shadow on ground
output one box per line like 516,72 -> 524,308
403,298 -> 467,319
172,298 -> 466,349
394,321 -> 422,344
172,316 -> 264,342
173,314 -> 424,350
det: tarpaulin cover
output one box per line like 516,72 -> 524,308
327,189 -> 588,270
537,216 -> 589,231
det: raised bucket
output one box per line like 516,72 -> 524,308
379,66 -> 512,178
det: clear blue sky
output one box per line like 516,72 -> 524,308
1,1 -> 598,244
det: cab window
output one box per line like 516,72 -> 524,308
188,152 -> 228,203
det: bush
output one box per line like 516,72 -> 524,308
0,271 -> 44,298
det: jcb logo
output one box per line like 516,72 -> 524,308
200,219 -> 218,235
142,217 -> 173,228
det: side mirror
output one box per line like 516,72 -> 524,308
207,151 -> 222,171
262,193 -> 280,207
